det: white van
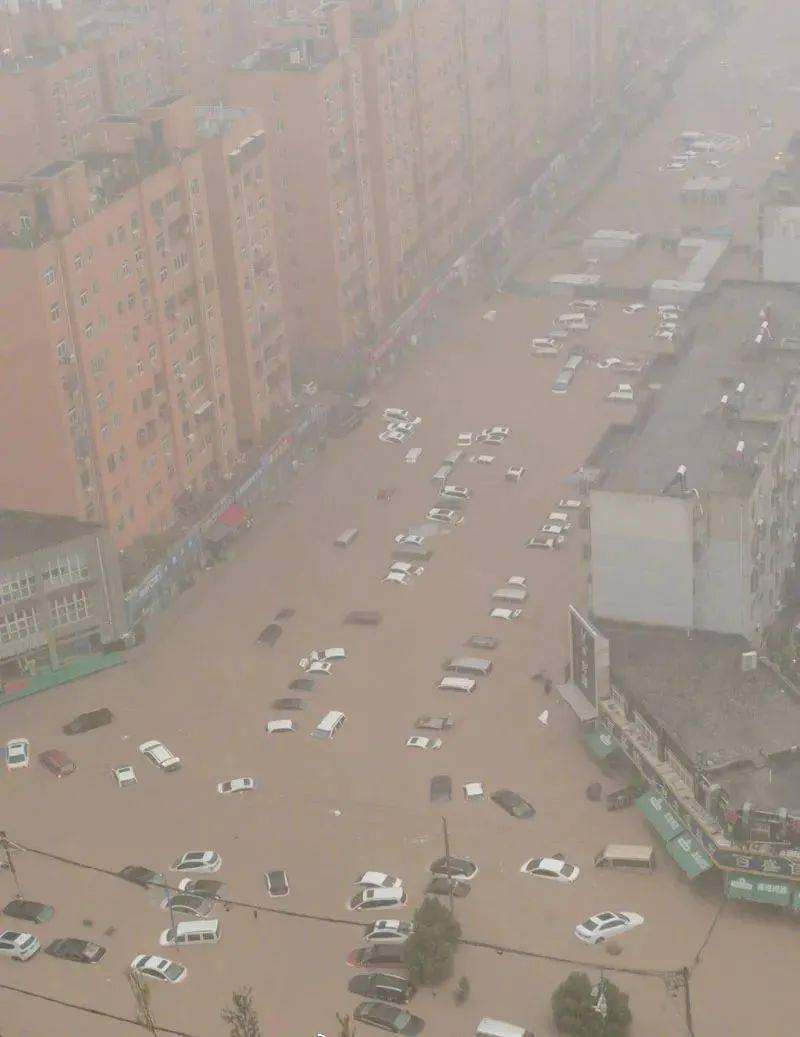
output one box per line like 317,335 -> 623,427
554,313 -> 590,331
404,447 -> 422,464
593,844 -> 655,872
443,657 -> 493,677
160,920 -> 221,947
312,710 -> 347,740
491,586 -> 529,603
476,1018 -> 534,1037
438,675 -> 477,694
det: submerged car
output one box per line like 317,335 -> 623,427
353,1001 -> 425,1035
520,857 -> 580,882
46,938 -> 106,963
574,910 -> 643,945
491,789 -> 536,819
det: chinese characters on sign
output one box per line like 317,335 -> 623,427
568,606 -> 610,708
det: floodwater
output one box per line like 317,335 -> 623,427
4,2 -> 800,1034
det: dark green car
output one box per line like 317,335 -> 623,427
3,899 -> 54,924
353,1001 -> 424,1034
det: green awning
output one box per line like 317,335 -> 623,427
584,729 -> 618,760
665,832 -> 713,879
725,872 -> 791,907
636,792 -> 686,843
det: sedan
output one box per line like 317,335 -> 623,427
62,708 -> 113,735
348,972 -> 416,1005
118,865 -> 160,888
541,523 -> 568,536
130,954 -> 187,983
480,426 -> 510,439
45,938 -> 106,964
425,877 -> 471,898
520,857 -> 580,882
272,697 -> 308,711
3,900 -> 54,924
113,765 -> 137,788
6,738 -> 30,770
530,339 -> 560,356
347,945 -> 408,969
491,789 -> 536,819
505,466 -> 525,482
428,856 -> 478,880
353,1001 -> 424,1035
490,608 -> 522,620
574,910 -> 644,945
426,509 -> 463,525
465,634 -> 499,650
217,777 -> 256,794
469,454 -> 495,464
414,716 -> 454,731
387,421 -> 417,435
265,870 -> 290,897
481,433 -> 506,445
623,303 -> 646,314
171,851 -> 222,874
379,430 -> 408,445
266,719 -> 296,734
302,647 -> 347,666
256,623 -> 282,646
390,562 -> 424,577
384,572 -> 412,586
0,930 -> 40,960
364,920 -> 414,944
394,534 -> 425,546
307,660 -> 333,675
159,894 -> 214,918
356,872 -> 403,889
456,433 -> 474,446
429,775 -> 452,803
405,736 -> 442,751
525,534 -> 563,549
288,678 -> 315,693
177,878 -> 224,898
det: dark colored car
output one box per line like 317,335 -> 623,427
353,1001 -> 424,1035
179,879 -> 225,899
62,707 -> 114,735
257,623 -> 282,646
425,877 -> 471,898
3,900 -> 54,924
491,789 -> 536,819
429,775 -> 452,803
347,945 -> 408,969
288,677 -> 315,693
465,634 -> 499,650
428,856 -> 478,880
38,749 -> 76,777
265,870 -> 289,897
344,611 -> 383,626
275,607 -> 295,621
271,697 -> 308,711
45,938 -> 106,964
348,972 -> 416,1005
118,865 -> 161,888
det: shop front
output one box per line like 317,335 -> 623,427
636,791 -> 713,880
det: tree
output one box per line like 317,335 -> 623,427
336,1013 -> 357,1037
222,987 -> 261,1037
404,898 -> 462,986
552,973 -> 631,1037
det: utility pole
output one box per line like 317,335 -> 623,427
681,966 -> 695,1037
441,815 -> 454,917
128,968 -> 159,1037
0,831 -> 22,897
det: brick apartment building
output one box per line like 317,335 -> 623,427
0,96 -> 239,547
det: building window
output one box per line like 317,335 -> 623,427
41,553 -> 89,590
50,302 -> 61,321
84,322 -> 94,338
56,340 -> 70,364
190,178 -> 200,195
0,605 -> 39,644
173,252 -> 188,271
79,290 -> 89,307
49,588 -> 91,627
44,267 -> 56,285
0,569 -> 35,605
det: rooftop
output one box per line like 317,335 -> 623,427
594,283 -> 800,497
604,623 -> 800,810
0,510 -> 104,563
194,105 -> 251,139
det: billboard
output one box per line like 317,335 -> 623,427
568,606 -> 610,708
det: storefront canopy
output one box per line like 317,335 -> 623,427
556,681 -> 598,722
636,792 -> 686,843
584,729 -> 618,760
725,872 -> 792,907
665,832 -> 713,880
220,503 -> 247,528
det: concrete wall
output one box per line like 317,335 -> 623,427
693,495 -> 749,637
590,490 -> 695,627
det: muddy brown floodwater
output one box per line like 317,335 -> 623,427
5,3 -> 800,1035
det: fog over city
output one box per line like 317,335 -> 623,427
3,0 -> 800,1034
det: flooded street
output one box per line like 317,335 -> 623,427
5,2 -> 800,1035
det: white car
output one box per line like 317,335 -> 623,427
217,777 -> 256,794
390,562 -> 424,577
6,738 -> 30,770
525,533 -> 563,549
379,429 -> 408,445
520,857 -> 580,882
574,910 -> 644,945
130,954 -> 187,983
622,303 -> 646,314
506,575 -> 527,587
384,571 -> 412,586
654,329 -> 675,342
547,514 -> 571,529
541,523 -> 568,536
596,356 -> 623,369
530,338 -> 560,355
171,851 -> 222,874
608,385 -> 635,402
404,448 -> 421,463
364,919 -> 414,943
405,736 -> 442,750
304,647 -> 347,665
427,508 -> 463,525
355,872 -> 403,889
469,454 -> 495,464
663,160 -> 687,170
0,930 -> 40,960
138,740 -> 181,771
482,433 -> 505,445
557,499 -> 583,510
505,466 -> 525,482
490,607 -> 522,620
457,433 -> 474,447
480,426 -> 510,439
114,765 -> 137,789
307,660 -> 333,675
394,534 -> 425,546
440,485 -> 470,501
266,719 -> 296,734
387,421 -> 417,435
